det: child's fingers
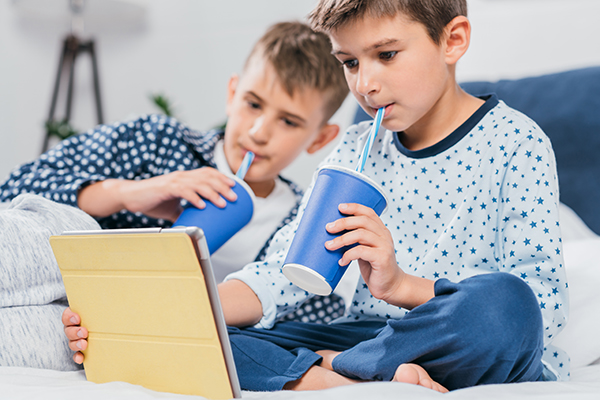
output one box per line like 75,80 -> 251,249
325,214 -> 382,237
177,188 -> 209,209
324,227 -> 380,252
164,169 -> 238,208
324,226 -> 396,269
177,186 -> 231,209
65,326 -> 88,342
180,190 -> 206,209
62,307 -> 79,327
73,351 -> 85,365
67,337 -> 88,352
192,172 -> 238,202
327,203 -> 383,233
334,236 -> 396,268
337,202 -> 378,217
176,186 -> 231,208
190,167 -> 236,187
192,185 -> 234,207
336,242 -> 381,267
62,308 -> 89,358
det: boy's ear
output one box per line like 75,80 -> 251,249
226,74 -> 239,115
306,123 -> 340,154
443,16 -> 471,65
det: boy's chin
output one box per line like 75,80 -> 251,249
379,116 -> 413,133
380,121 -> 401,133
241,172 -> 271,185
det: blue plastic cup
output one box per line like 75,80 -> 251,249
282,165 -> 388,295
173,175 -> 255,254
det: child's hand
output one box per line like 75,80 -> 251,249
62,307 -> 88,364
79,167 -> 238,222
324,203 -> 403,301
121,167 -> 238,220
324,203 -> 435,309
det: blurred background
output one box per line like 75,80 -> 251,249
1,0 -> 599,189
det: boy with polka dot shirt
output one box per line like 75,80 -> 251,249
0,22 -> 348,283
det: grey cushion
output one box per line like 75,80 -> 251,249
0,194 -> 100,370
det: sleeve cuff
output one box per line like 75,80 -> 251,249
224,265 -> 278,329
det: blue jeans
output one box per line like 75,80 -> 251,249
227,273 -> 544,391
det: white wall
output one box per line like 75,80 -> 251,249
459,0 -> 600,82
1,0 -> 599,189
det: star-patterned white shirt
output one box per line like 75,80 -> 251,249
226,95 -> 569,381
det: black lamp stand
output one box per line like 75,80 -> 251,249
42,34 -> 104,153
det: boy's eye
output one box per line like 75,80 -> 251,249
283,118 -> 299,128
342,59 -> 358,69
379,51 -> 397,61
248,100 -> 261,110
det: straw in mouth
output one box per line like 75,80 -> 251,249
356,107 -> 384,173
236,151 -> 255,179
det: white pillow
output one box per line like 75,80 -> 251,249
559,202 -> 597,242
552,236 -> 600,369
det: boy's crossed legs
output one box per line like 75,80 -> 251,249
227,273 -> 544,392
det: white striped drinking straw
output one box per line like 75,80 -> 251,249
236,151 -> 255,179
356,107 -> 384,173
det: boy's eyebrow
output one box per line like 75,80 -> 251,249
280,110 -> 306,126
332,38 -> 400,56
247,91 -> 263,103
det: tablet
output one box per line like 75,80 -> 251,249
50,227 -> 241,399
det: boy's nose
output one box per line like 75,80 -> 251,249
248,115 -> 271,143
356,66 -> 380,97
249,115 -> 264,136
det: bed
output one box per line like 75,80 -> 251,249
2,67 -> 600,399
0,205 -> 599,399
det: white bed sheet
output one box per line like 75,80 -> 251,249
0,203 -> 598,399
0,363 -> 598,400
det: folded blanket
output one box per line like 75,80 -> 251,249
0,194 -> 100,370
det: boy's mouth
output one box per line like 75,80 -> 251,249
370,103 -> 393,118
242,148 -> 263,162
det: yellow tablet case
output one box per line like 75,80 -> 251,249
50,227 -> 241,399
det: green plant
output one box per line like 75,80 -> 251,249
45,119 -> 78,140
149,92 -> 228,130
150,93 -> 176,117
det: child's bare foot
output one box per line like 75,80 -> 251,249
393,364 -> 448,393
315,349 -> 340,370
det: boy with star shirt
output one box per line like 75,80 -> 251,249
64,0 -> 568,393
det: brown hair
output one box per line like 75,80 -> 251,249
244,21 -> 349,123
309,0 -> 468,45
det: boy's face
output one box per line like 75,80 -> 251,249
224,57 -> 337,186
329,14 -> 453,134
